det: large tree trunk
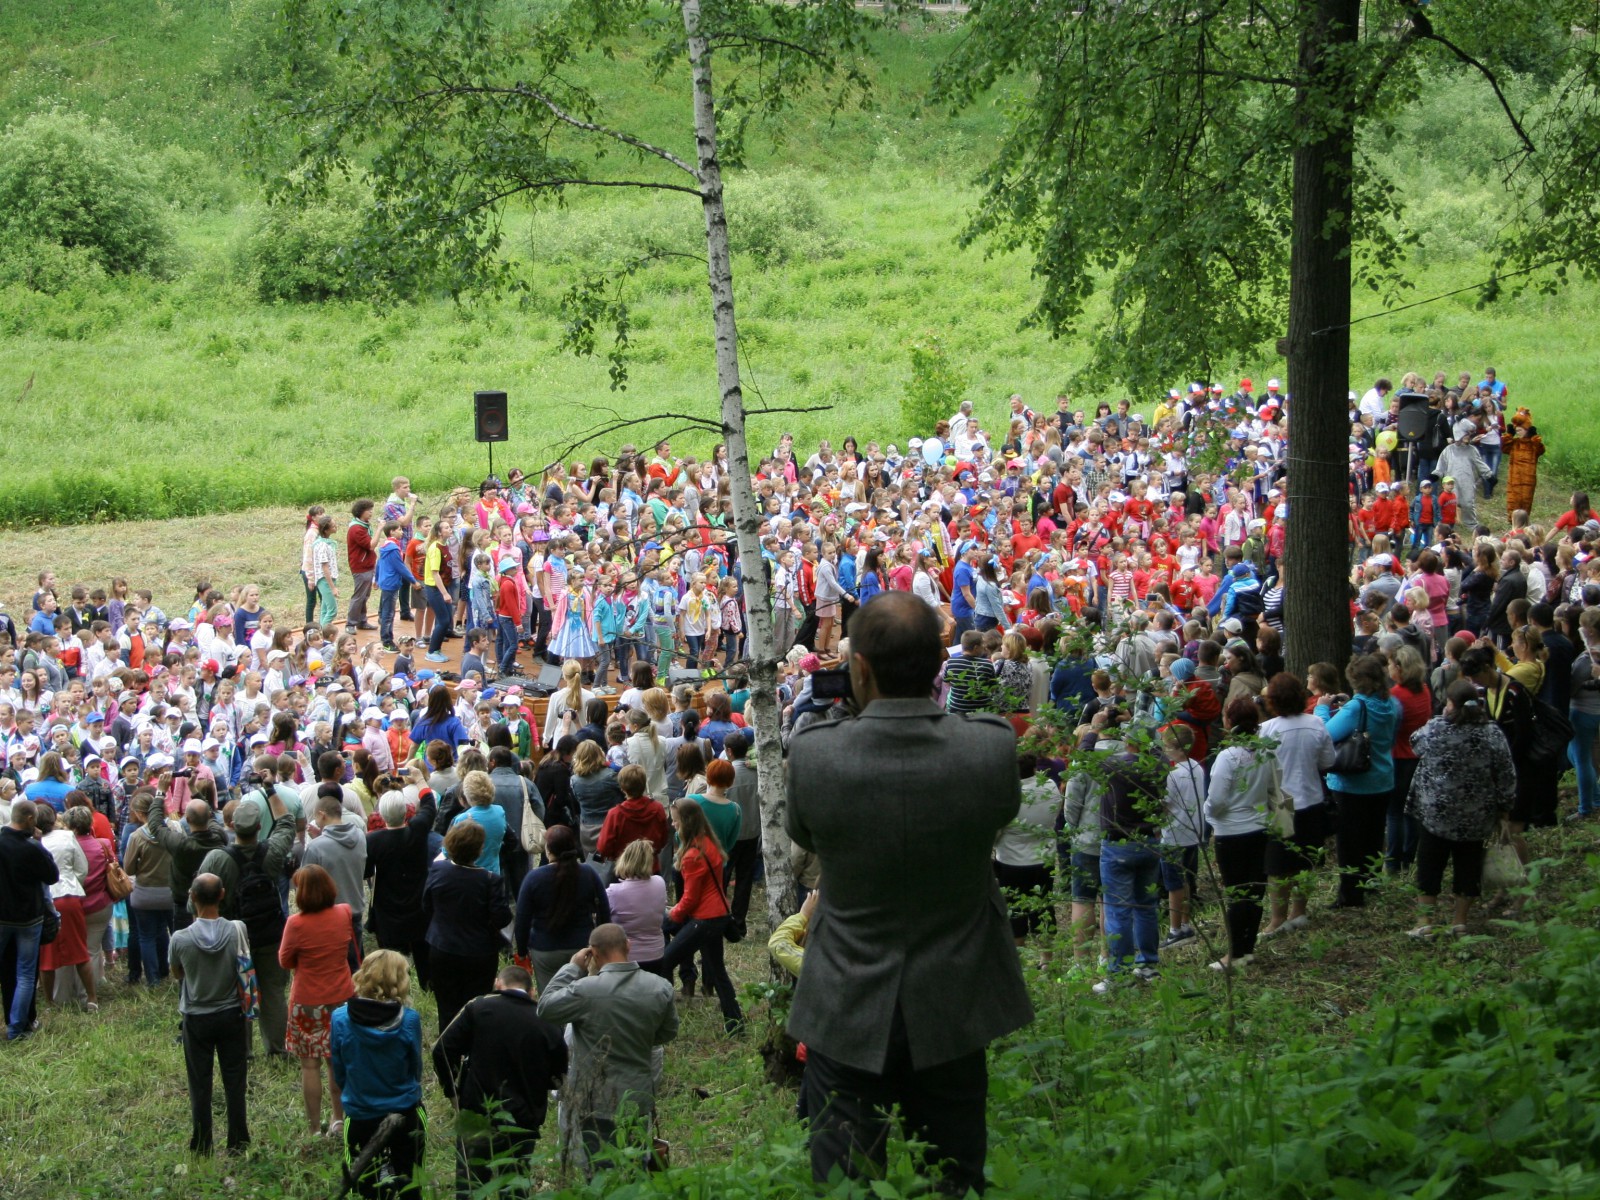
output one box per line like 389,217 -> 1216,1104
1283,0 -> 1360,676
681,0 -> 795,932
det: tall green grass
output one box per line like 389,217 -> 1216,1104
1,1 -> 1597,524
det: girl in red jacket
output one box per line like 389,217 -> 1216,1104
645,800 -> 743,1033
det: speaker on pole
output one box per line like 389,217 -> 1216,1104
474,390 -> 509,443
1394,390 -> 1431,443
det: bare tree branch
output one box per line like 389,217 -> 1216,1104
505,82 -> 700,176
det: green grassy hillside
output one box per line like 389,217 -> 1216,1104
1,1 -> 1596,525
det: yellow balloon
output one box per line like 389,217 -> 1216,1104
1376,430 -> 1398,452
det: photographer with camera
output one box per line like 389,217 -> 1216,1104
786,592 -> 1033,1195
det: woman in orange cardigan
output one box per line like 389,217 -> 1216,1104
279,864 -> 357,1140
643,800 -> 743,1034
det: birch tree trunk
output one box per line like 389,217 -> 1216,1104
681,0 -> 796,933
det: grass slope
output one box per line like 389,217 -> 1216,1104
5,821 -> 1600,1199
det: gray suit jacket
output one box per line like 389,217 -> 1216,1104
537,961 -> 678,1120
785,697 -> 1034,1073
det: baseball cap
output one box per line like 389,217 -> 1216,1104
1441,475 -> 1455,485
1220,617 -> 1244,634
1239,378 -> 1252,390
499,695 -> 521,707
182,739 -> 203,754
232,805 -> 262,837
1267,378 -> 1281,390
362,707 -> 384,722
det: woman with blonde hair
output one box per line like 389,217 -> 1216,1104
330,949 -> 425,1197
605,840 -> 668,962
623,707 -> 668,800
542,660 -> 594,750
570,740 -> 623,858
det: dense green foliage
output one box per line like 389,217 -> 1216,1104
0,0 -> 1596,527
0,110 -> 175,281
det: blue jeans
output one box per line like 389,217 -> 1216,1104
0,922 -> 42,1038
496,615 -> 521,674
1480,444 -> 1501,498
378,587 -> 399,647
684,633 -> 704,668
1570,708 -> 1600,816
424,584 -> 454,653
128,905 -> 172,984
1100,839 -> 1161,973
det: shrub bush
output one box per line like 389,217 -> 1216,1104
0,111 -> 176,279
241,186 -> 368,303
902,331 -> 967,438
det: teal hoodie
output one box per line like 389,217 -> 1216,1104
330,997 -> 424,1120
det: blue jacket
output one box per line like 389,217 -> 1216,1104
1315,693 -> 1401,795
330,998 -> 424,1120
376,539 -> 418,591
593,595 -> 621,643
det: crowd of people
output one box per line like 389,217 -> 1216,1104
1,361 -> 1595,1194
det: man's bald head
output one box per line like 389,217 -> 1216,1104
190,872 -> 223,911
185,800 -> 212,831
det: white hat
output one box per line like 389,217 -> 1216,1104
1372,553 -> 1395,567
362,707 -> 384,722
247,733 -> 269,747
908,437 -> 924,449
182,739 -> 204,754
1268,488 -> 1282,498
1109,491 -> 1127,504
1375,482 -> 1389,493
1348,391 -> 1359,402
389,709 -> 410,722
201,738 -> 220,751
146,752 -> 174,769
1248,518 -> 1266,532
1220,618 -> 1244,634
267,649 -> 288,661
98,736 -> 118,753
1267,378 -> 1281,390
499,695 -> 521,707
388,678 -> 409,693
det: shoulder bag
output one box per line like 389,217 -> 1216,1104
1329,697 -> 1373,775
102,839 -> 134,902
519,777 -> 547,857
233,920 -> 262,1020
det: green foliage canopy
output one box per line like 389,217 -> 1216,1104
0,110 -> 176,279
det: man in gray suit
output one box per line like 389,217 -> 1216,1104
787,592 -> 1034,1195
537,922 -> 678,1175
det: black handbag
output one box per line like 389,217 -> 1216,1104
1529,695 -> 1575,765
1330,697 -> 1373,775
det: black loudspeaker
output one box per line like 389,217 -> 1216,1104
1395,391 -> 1431,443
474,390 -> 509,443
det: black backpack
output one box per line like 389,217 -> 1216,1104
227,843 -> 285,946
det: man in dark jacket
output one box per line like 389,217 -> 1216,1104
1,800 -> 59,1041
146,799 -> 229,931
365,778 -> 439,987
433,963 -> 568,1198
1486,550 -> 1528,650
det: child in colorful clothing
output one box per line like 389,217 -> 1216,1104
718,577 -> 744,667
549,570 -> 598,672
591,576 -> 622,687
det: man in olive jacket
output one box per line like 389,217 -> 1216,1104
786,592 -> 1033,1195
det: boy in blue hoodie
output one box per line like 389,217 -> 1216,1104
330,949 -> 425,1197
375,522 -> 420,653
